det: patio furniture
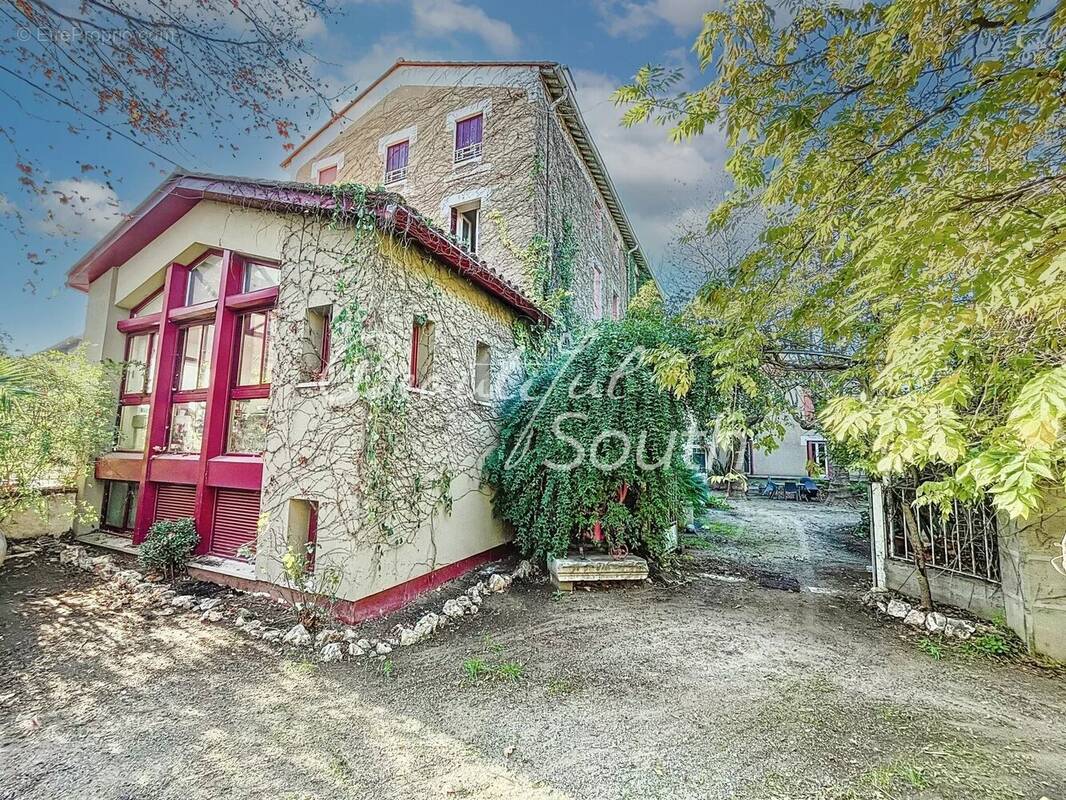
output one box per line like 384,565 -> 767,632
782,481 -> 800,501
800,477 -> 819,501
762,479 -> 778,499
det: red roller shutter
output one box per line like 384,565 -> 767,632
155,483 -> 196,523
211,488 -> 261,559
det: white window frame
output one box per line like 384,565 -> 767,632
378,125 -> 417,186
446,100 -> 491,167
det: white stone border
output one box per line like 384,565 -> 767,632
310,152 -> 345,184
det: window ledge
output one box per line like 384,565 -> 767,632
407,386 -> 438,397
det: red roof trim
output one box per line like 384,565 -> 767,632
65,174 -> 550,325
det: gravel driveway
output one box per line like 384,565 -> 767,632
2,499 -> 1064,800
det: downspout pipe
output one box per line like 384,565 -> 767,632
545,81 -> 570,241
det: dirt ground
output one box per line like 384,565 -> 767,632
2,497 -> 1065,800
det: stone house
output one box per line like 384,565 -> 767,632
68,61 -> 653,621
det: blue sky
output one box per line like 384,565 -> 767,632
0,0 -> 729,353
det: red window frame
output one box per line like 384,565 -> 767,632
100,479 -> 138,533
226,308 -> 273,454
409,319 -> 434,389
174,322 -> 214,393
120,330 -> 156,401
183,250 -> 225,309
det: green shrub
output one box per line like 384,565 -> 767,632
483,316 -> 720,565
138,517 -> 199,579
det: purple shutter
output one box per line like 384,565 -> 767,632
386,141 -> 408,172
456,114 -> 483,149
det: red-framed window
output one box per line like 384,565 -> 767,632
384,140 -> 409,184
243,261 -> 280,293
166,321 -> 214,454
410,318 -> 435,389
100,479 -> 139,534
115,331 -> 156,452
227,310 -> 272,454
184,252 -> 224,307
454,114 -> 483,163
131,289 -> 164,318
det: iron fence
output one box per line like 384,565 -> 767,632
884,483 -> 1000,583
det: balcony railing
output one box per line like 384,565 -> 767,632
384,166 -> 407,185
454,141 -> 483,164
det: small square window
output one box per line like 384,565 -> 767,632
169,401 -> 206,453
410,319 -> 435,389
227,398 -> 269,454
316,164 -> 338,185
474,341 -> 491,401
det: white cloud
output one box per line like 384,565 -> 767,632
597,0 -> 717,38
411,0 -> 519,54
37,179 -> 124,238
571,69 -> 729,281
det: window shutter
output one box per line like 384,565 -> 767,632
450,207 -> 458,235
456,114 -> 483,148
211,488 -> 262,559
155,483 -> 196,523
386,141 -> 408,172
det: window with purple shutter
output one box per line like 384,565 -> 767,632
384,140 -> 408,183
454,114 -> 483,163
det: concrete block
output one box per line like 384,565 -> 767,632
547,553 -> 649,592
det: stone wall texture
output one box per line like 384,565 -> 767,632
292,65 -> 635,323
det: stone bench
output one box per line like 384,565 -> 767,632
547,553 -> 649,591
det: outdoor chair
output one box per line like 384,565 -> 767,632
761,479 -> 778,499
800,477 -> 819,501
782,481 -> 800,500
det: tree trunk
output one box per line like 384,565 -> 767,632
900,499 -> 934,611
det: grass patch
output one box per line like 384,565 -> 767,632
706,494 -> 732,511
917,637 -> 945,660
282,657 -> 319,678
493,660 -> 525,683
462,657 -> 488,683
546,677 -> 579,697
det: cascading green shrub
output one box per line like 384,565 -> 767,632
483,314 -> 719,565
138,517 -> 199,580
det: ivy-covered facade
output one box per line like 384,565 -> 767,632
67,61 -> 651,618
